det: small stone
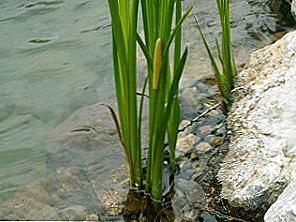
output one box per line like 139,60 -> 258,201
209,136 -> 224,147
57,205 -> 88,221
181,87 -> 199,107
200,212 -> 218,222
199,125 -> 214,136
215,126 -> 226,136
177,134 -> 199,153
208,109 -> 220,117
178,119 -> 192,135
85,214 -> 98,221
196,142 -> 212,153
190,152 -> 199,160
175,179 -> 206,209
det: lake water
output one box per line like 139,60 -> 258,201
0,0 -> 294,219
0,0 -> 113,203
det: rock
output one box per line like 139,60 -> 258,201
175,179 -> 206,209
173,179 -> 206,222
196,142 -> 212,153
85,214 -> 99,221
200,212 -> 218,222
178,119 -> 192,135
0,103 -> 128,220
292,0 -> 296,20
56,205 -> 88,221
264,180 -> 296,222
218,31 -> 296,210
181,87 -> 199,107
199,125 -> 214,136
176,134 -> 199,153
209,136 -> 224,147
46,103 -> 128,216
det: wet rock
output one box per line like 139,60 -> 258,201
85,214 -> 99,221
0,103 -> 128,220
177,134 -> 200,153
200,212 -> 218,222
46,103 -> 128,216
175,179 -> 206,209
209,136 -> 224,147
181,87 -> 199,107
178,119 -> 193,135
264,179 -> 296,222
56,205 -> 88,221
199,125 -> 214,136
174,179 -> 206,222
218,31 -> 296,210
196,142 -> 212,153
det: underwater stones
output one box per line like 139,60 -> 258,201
195,142 -> 212,153
264,179 -> 296,222
176,134 -> 199,153
56,205 -> 88,221
218,31 -> 296,211
174,179 -> 206,222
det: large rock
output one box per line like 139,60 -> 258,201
292,0 -> 296,19
264,179 -> 296,222
218,30 -> 296,212
0,103 -> 128,220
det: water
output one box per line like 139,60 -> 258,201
0,0 -> 113,203
0,0 -> 294,220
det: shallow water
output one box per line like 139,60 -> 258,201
0,0 -> 294,219
0,0 -> 113,203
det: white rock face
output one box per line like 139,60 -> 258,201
264,179 -> 296,222
292,0 -> 296,20
218,30 -> 296,212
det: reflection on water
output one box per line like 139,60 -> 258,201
0,0 -> 113,204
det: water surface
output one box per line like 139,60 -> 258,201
0,0 -> 113,203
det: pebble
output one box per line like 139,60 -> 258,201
209,136 -> 224,147
181,87 -> 199,107
199,125 -> 214,136
200,212 -> 218,222
85,214 -> 99,221
178,119 -> 192,135
56,205 -> 88,221
177,134 -> 200,152
196,142 -> 212,153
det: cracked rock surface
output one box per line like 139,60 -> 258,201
217,30 -> 296,216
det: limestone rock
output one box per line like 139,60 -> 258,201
218,31 -> 296,210
264,179 -> 296,222
292,0 -> 296,20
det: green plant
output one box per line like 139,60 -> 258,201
195,0 -> 237,104
107,0 -> 191,203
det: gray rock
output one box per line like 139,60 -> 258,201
218,31 -> 296,210
56,205 -> 88,221
0,103 -> 128,220
196,142 -> 212,153
176,133 -> 199,153
173,179 -> 206,222
264,180 -> 296,222
292,0 -> 296,20
181,87 -> 199,107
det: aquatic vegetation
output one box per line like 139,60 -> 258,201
195,0 -> 237,105
107,0 -> 191,203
